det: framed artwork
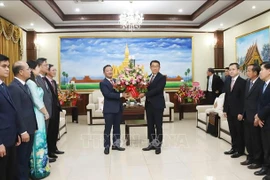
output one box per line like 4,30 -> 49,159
59,37 -> 193,90
236,27 -> 270,71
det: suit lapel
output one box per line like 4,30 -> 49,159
247,79 -> 258,97
149,72 -> 161,87
14,79 -> 33,102
0,84 -> 16,109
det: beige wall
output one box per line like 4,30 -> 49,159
36,32 -> 215,90
21,30 -> 27,61
224,11 -> 270,67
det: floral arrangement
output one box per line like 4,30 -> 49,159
114,62 -> 149,98
58,82 -> 80,106
175,82 -> 205,104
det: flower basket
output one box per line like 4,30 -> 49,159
175,82 -> 205,104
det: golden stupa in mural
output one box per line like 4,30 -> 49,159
112,44 -> 144,78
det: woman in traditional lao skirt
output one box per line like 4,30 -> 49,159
26,60 -> 50,179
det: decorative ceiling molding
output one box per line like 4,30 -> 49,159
20,0 -> 245,31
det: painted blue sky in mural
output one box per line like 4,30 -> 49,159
60,38 -> 192,80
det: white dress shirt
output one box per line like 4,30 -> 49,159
208,75 -> 213,92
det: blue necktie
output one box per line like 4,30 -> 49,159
1,83 -> 11,100
263,83 -> 268,93
249,81 -> 253,91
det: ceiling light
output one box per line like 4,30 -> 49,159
75,8 -> 80,12
30,23 -> 34,26
252,6 -> 256,9
220,23 -> 224,26
119,2 -> 144,31
0,2 -> 4,7
178,9 -> 183,13
80,17 -> 85,20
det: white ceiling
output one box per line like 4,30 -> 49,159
0,0 -> 269,32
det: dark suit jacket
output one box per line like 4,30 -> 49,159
100,78 -> 123,114
258,82 -> 270,130
206,74 -> 224,95
243,78 -> 264,123
36,75 -> 52,117
0,83 -> 18,147
223,76 -> 246,116
8,79 -> 37,135
145,72 -> 166,109
45,78 -> 62,112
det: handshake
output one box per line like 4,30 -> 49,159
122,92 -> 130,99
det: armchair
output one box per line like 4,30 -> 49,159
58,110 -> 67,139
86,90 -> 104,125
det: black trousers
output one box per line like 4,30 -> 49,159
15,134 -> 34,180
261,129 -> 270,168
206,92 -> 217,105
227,114 -> 245,153
244,121 -> 263,164
104,112 -> 121,148
0,145 -> 16,180
47,109 -> 60,153
146,103 -> 164,147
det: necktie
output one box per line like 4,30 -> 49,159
1,83 -> 11,100
24,84 -> 31,95
51,80 -> 56,93
263,83 -> 268,93
249,81 -> 253,91
150,75 -> 155,83
110,79 -> 114,85
230,79 -> 235,91
42,77 -> 48,89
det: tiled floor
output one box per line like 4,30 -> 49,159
47,113 -> 262,180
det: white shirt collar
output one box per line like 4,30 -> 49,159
265,79 -> 270,86
251,77 -> 259,84
46,76 -> 53,82
15,77 -> 25,85
39,74 -> 45,78
106,78 -> 113,82
232,75 -> 239,81
0,79 -> 3,85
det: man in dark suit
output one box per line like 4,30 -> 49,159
8,61 -> 38,180
139,60 -> 166,155
0,54 -> 21,180
238,64 -> 264,169
100,65 -> 128,155
206,68 -> 224,104
35,58 -> 56,163
254,62 -> 270,180
45,64 -> 64,155
223,63 -> 246,158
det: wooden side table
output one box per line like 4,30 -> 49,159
61,106 -> 79,123
178,103 -> 198,120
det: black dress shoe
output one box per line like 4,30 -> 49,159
55,150 -> 65,154
224,148 -> 236,155
142,145 -> 156,151
248,163 -> 261,169
104,148 -> 109,155
112,146 -> 125,151
49,158 -> 56,163
231,152 -> 243,158
240,159 -> 252,165
48,153 -> 58,158
254,167 -> 268,176
155,148 -> 161,155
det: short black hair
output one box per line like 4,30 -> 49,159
225,67 -> 229,70
36,57 -> 47,66
27,60 -> 39,84
150,60 -> 160,66
229,63 -> 240,69
0,54 -> 9,62
103,65 -> 112,72
248,64 -> 261,75
261,62 -> 270,70
48,64 -> 54,71
12,62 -> 24,76
207,68 -> 215,74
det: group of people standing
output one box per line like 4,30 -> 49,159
207,62 -> 270,180
0,54 -> 64,180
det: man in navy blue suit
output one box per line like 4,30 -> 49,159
138,60 -> 166,155
100,65 -> 129,155
254,62 -> 270,180
0,54 -> 21,180
8,61 -> 38,180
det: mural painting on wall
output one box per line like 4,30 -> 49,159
60,37 -> 193,90
236,27 -> 270,72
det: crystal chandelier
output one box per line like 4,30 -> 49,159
119,2 -> 144,31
